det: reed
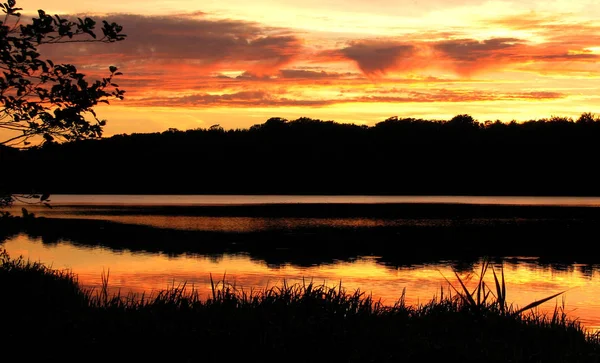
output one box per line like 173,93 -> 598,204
440,258 -> 568,317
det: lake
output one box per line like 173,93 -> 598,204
3,194 -> 600,332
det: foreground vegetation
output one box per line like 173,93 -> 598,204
2,250 -> 599,362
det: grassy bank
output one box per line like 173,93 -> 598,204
1,250 -> 599,362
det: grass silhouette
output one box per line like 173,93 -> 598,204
2,249 -> 599,362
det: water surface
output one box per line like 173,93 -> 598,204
4,194 -> 600,332
20,194 -> 600,207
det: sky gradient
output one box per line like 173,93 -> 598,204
19,0 -> 600,135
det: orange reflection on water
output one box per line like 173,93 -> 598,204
3,234 -> 600,332
4,205 -> 450,231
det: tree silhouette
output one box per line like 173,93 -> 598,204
448,114 -> 478,128
577,112 -> 597,124
0,0 -> 126,207
7,113 -> 596,196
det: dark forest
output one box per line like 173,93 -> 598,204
3,113 -> 599,196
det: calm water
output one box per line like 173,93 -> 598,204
4,194 -> 600,332
20,194 -> 600,206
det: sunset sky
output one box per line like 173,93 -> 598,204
18,0 -> 600,136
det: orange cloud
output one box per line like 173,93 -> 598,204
487,13 -> 565,30
33,9 -> 600,88
128,88 -> 565,108
18,9 -> 596,133
488,14 -> 600,55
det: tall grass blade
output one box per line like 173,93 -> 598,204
513,290 -> 567,316
439,269 -> 475,307
454,271 -> 477,307
492,266 -> 505,313
501,265 -> 506,302
476,260 -> 489,306
439,271 -> 463,300
210,273 -> 216,300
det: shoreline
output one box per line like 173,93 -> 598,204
9,201 -> 600,218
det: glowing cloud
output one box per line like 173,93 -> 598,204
12,1 -> 600,135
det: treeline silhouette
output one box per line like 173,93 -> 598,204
4,113 -> 600,195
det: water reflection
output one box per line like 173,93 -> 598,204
5,213 -> 600,269
3,234 -> 600,333
19,214 -> 450,232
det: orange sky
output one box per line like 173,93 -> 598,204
15,0 -> 600,135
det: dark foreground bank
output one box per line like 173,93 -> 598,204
1,249 -> 599,363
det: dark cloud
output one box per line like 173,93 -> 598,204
278,69 -> 340,79
534,53 -> 599,60
339,41 -> 416,75
507,91 -> 563,99
209,69 -> 359,83
358,89 -> 563,103
317,38 -> 523,75
317,35 -> 600,76
433,38 -> 523,62
38,14 -> 303,74
133,90 -> 334,107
